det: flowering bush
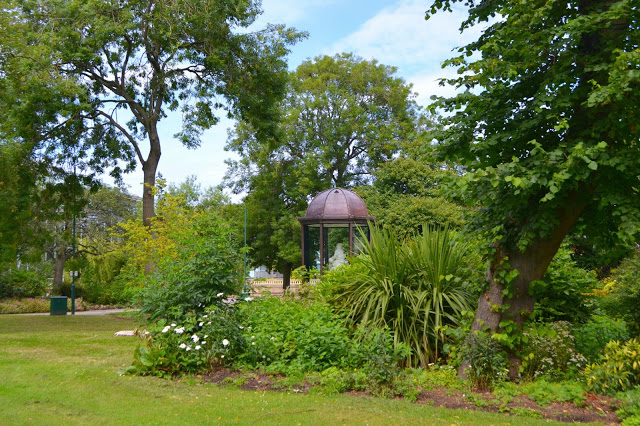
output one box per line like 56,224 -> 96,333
130,299 -> 245,377
519,321 -> 587,381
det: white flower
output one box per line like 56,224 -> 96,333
203,315 -> 208,318
179,343 -> 187,349
195,345 -> 201,350
262,355 -> 266,359
251,336 -> 255,339
175,327 -> 185,334
239,326 -> 244,330
252,342 -> 255,345
204,335 -> 209,339
217,292 -> 224,297
222,339 -> 230,347
270,337 -> 275,341
161,326 -> 171,333
191,334 -> 200,343
202,341 -> 206,345
171,323 -> 176,327
186,346 -> 192,351
199,322 -> 204,327
220,355 -> 225,359
245,297 -> 253,302
207,321 -> 212,325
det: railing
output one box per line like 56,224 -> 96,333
249,279 -> 320,297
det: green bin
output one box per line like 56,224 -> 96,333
50,296 -> 68,315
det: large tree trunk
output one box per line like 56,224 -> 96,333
142,127 -> 161,275
141,130 -> 161,228
52,248 -> 68,295
462,193 -> 589,379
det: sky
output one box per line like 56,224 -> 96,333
110,0 -> 483,197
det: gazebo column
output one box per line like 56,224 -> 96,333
319,223 -> 324,274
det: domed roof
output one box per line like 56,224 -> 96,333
299,188 -> 374,223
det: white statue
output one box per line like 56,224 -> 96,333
328,243 -> 346,269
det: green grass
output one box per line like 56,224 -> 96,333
1,314 -> 561,425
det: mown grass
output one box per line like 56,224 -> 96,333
1,314 -> 562,425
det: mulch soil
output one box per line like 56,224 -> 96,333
203,369 -> 620,424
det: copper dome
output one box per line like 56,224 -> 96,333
299,188 -> 374,223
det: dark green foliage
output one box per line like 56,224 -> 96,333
586,338 -> 640,395
601,250 -> 640,336
356,158 -> 467,237
520,379 -> 587,407
0,266 -> 50,299
79,251 -> 133,305
574,316 -> 629,363
427,0 -> 640,253
529,246 -> 599,324
235,298 -> 357,374
615,386 -> 640,424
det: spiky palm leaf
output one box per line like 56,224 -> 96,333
330,225 -> 473,367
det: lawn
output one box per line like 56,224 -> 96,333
1,314 -> 569,425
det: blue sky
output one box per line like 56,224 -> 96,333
113,0 -> 482,197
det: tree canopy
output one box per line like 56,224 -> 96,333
427,0 -> 639,376
0,0 -> 303,225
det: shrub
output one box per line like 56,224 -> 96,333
325,225 -> 474,367
137,213 -> 242,321
79,251 -> 136,305
461,331 -> 508,391
519,321 -> 587,381
235,298 -> 357,374
585,338 -> 640,395
601,250 -> 640,336
0,266 -> 50,299
574,315 -> 629,363
529,246 -> 598,324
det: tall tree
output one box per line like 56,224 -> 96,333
226,53 -> 420,286
0,0 -> 303,226
426,0 -> 639,376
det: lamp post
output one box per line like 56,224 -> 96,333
241,203 -> 248,298
71,163 -> 77,315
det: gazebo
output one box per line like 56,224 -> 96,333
298,188 -> 375,274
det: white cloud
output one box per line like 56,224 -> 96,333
325,1 -> 475,69
323,0 -> 488,106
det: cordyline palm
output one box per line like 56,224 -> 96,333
331,225 -> 473,367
